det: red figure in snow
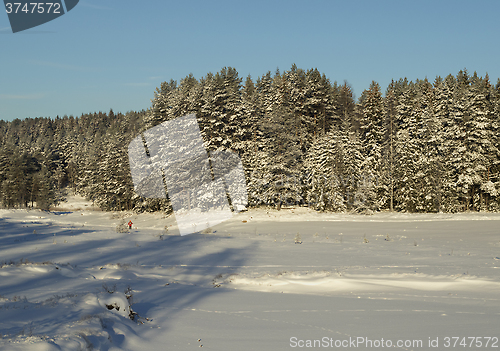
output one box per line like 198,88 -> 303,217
128,220 -> 133,229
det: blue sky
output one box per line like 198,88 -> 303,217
1,0 -> 499,122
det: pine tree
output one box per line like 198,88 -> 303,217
465,74 -> 498,210
304,107 -> 362,212
147,79 -> 178,128
237,75 -> 261,203
492,79 -> 500,209
358,81 -> 385,211
414,79 -> 443,212
304,68 -> 332,138
33,161 -> 57,210
383,81 -> 398,211
198,68 -> 243,152
393,85 -> 420,212
252,69 -> 304,208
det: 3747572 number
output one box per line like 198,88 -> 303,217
443,337 -> 499,348
5,3 -> 61,14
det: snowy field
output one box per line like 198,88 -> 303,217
1,196 -> 500,350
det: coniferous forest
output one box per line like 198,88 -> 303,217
1,66 -> 499,213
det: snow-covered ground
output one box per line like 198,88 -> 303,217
1,196 -> 500,350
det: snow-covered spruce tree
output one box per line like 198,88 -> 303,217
246,71 -> 274,206
413,79 -> 444,212
146,79 -> 179,129
303,67 -> 336,138
357,81 -> 385,212
0,147 -> 11,207
392,78 -> 445,212
246,148 -> 272,207
443,71 -> 470,211
73,113 -> 108,202
0,146 -> 21,208
304,100 -> 362,212
196,68 -> 247,209
57,132 -> 80,192
148,74 -> 203,130
394,79 -> 443,213
32,161 -> 57,210
178,74 -> 203,118
491,79 -> 500,209
336,88 -> 364,211
283,65 -> 308,151
168,75 -> 197,120
464,73 -> 498,211
382,81 -> 398,211
248,69 -> 310,209
198,67 -> 243,153
95,116 -> 136,211
237,75 -> 261,151
433,75 -> 457,211
304,134 -> 330,211
442,71 -> 498,211
258,70 -> 304,209
0,144 -> 59,209
236,75 -> 262,206
75,133 -> 103,205
393,84 -> 420,212
8,151 -> 33,208
305,131 -> 342,211
341,126 -> 364,211
334,81 -> 357,134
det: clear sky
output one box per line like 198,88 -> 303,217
1,0 -> 499,122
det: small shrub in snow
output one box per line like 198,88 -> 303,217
99,286 -> 141,322
212,273 -> 223,287
124,286 -> 133,304
12,295 -> 28,302
102,283 -> 117,294
295,233 -> 302,244
155,232 -> 164,240
116,220 -> 128,233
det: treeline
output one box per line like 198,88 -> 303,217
1,66 -> 499,212
0,110 -> 147,210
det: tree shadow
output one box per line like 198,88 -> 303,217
0,212 -> 256,348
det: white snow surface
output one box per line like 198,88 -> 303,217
1,198 -> 500,350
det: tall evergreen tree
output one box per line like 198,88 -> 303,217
383,81 -> 398,211
358,81 -> 385,211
